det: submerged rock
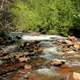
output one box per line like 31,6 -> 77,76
0,60 -> 3,65
35,68 -> 57,76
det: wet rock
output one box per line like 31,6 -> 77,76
19,41 -> 43,55
15,52 -> 30,59
39,41 -> 53,47
18,56 -> 30,62
2,45 -> 18,53
0,62 -> 26,75
30,57 -> 47,68
64,36 -> 80,50
50,59 -> 66,67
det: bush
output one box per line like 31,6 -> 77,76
8,0 -> 80,36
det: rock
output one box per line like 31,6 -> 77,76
18,56 -> 30,62
71,72 -> 80,80
58,52 -> 65,55
24,64 -> 32,71
65,40 -> 73,45
57,39 -> 64,43
74,42 -> 80,50
67,54 -> 80,59
2,45 -> 18,53
67,51 -> 75,54
50,59 -> 66,67
68,36 -> 77,43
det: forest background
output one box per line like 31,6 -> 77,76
0,0 -> 80,37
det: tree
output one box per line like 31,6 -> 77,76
0,0 -> 16,32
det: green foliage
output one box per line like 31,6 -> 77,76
9,0 -> 80,36
10,0 -> 43,31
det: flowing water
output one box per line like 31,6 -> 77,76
0,35 -> 80,80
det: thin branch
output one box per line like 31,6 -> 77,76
0,0 -> 5,10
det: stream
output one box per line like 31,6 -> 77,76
0,35 -> 80,80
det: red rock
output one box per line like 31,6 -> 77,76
24,64 -> 32,71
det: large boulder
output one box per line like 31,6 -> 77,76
72,72 -> 80,80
